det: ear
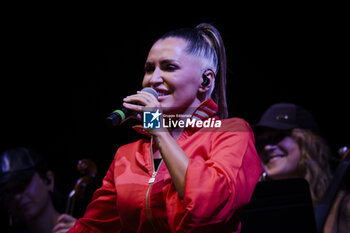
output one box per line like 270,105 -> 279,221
46,170 -> 55,192
198,69 -> 215,93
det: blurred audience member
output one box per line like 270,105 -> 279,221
0,147 -> 76,233
254,103 -> 349,233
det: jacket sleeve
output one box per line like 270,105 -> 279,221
175,118 -> 262,232
67,156 -> 121,233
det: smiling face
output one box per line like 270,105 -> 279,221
143,37 -> 205,115
3,172 -> 52,222
259,135 -> 302,179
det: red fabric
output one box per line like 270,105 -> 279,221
68,99 -> 262,233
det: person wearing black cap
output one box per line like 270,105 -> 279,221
254,103 -> 350,233
254,103 -> 332,204
0,147 -> 76,233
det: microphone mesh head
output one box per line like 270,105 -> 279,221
141,87 -> 158,99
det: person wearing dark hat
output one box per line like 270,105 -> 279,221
254,103 -> 332,205
0,147 -> 76,233
253,103 -> 350,233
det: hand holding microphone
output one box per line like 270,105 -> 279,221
105,87 -> 158,128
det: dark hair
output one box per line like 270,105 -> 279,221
159,23 -> 228,119
291,129 -> 332,206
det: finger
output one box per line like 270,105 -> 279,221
57,213 -> 77,223
53,222 -> 65,232
55,230 -> 69,233
138,90 -> 159,101
54,227 -> 73,233
125,92 -> 158,105
53,221 -> 76,232
123,95 -> 159,111
123,102 -> 144,113
123,95 -> 151,106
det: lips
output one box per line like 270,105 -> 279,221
266,153 -> 287,163
18,201 -> 31,211
154,88 -> 171,99
262,152 -> 287,164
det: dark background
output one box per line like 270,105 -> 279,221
1,7 -> 348,215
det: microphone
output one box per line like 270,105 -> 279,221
105,87 -> 158,128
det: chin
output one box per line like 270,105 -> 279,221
267,169 -> 298,180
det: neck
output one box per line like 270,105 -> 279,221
26,201 -> 60,233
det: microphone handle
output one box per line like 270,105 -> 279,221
105,87 -> 158,128
105,107 -> 130,128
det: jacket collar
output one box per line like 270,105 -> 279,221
190,98 -> 218,121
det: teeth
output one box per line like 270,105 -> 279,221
157,92 -> 168,96
268,155 -> 286,162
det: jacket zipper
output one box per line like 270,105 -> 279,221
145,136 -> 163,231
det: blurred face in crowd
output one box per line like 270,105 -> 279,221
1,172 -> 53,222
257,129 -> 302,179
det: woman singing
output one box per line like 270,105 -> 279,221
68,23 -> 262,233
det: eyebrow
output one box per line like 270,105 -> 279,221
160,59 -> 178,65
145,59 -> 179,66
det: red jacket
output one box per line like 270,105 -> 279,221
68,99 -> 262,233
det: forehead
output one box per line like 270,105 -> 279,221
147,37 -> 198,63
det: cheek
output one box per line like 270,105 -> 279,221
288,155 -> 300,170
279,138 -> 301,173
286,145 -> 301,170
172,73 -> 201,94
172,82 -> 199,107
276,149 -> 302,178
142,76 -> 149,87
26,179 -> 51,208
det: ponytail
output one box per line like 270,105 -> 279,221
158,23 -> 228,119
195,23 -> 228,119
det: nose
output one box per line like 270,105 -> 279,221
13,192 -> 23,201
264,144 -> 277,152
146,67 -> 163,88
261,144 -> 278,162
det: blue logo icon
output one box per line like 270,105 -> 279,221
143,110 -> 162,129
